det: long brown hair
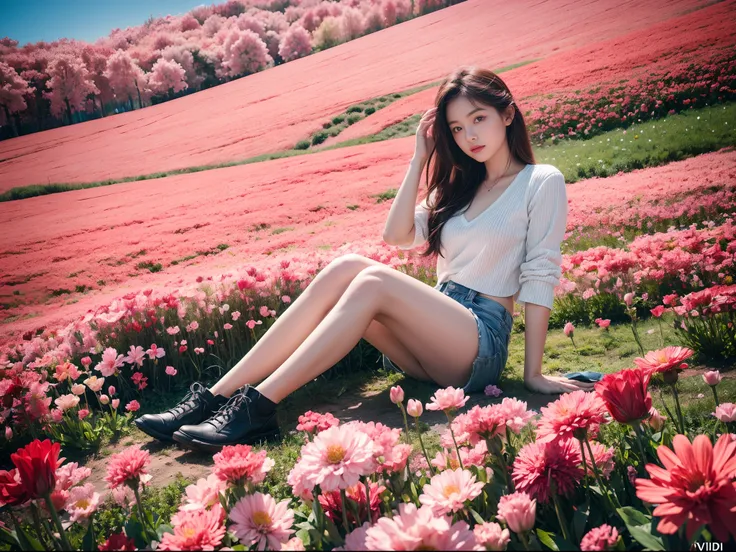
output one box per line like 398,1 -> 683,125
417,66 -> 536,259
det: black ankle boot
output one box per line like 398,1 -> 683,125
134,382 -> 229,442
172,385 -> 281,452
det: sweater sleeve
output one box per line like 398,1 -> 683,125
516,171 -> 568,309
397,191 -> 432,250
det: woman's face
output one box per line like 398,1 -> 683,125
445,96 -> 513,162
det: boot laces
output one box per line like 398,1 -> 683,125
167,382 -> 207,417
209,387 -> 253,427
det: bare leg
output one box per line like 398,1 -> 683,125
256,272 -> 384,403
209,254 -> 383,398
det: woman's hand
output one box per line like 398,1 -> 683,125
414,107 -> 437,162
524,374 -> 596,395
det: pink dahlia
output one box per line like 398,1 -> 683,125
635,433 -> 736,542
497,397 -> 537,433
579,524 -> 620,551
364,503 -> 478,550
159,503 -> 226,550
297,424 -> 376,492
473,522 -> 510,551
536,390 -> 608,443
496,491 -> 536,534
512,439 -> 583,504
229,492 -> 294,551
213,444 -> 274,487
633,346 -> 694,380
65,483 -> 100,523
296,410 -> 340,434
426,387 -> 469,413
583,441 -> 615,479
419,468 -> 484,515
181,473 -> 227,511
104,445 -> 150,490
334,521 -> 370,551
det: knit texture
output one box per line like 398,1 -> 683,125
398,163 -> 567,310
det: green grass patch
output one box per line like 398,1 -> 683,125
136,261 -> 163,273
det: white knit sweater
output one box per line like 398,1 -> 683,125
398,163 -> 567,310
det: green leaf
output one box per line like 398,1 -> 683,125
0,524 -> 20,547
296,528 -> 311,547
628,524 -> 665,551
468,507 -> 486,525
11,523 -> 45,552
535,529 -> 559,551
617,506 -> 651,527
572,501 -> 590,542
82,519 -> 96,551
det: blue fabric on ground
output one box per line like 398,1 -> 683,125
564,371 -> 604,383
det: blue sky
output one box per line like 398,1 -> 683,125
0,0 -> 208,46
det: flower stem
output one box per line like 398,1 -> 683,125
43,494 -> 72,551
551,491 -> 570,542
584,438 -> 621,515
414,418 -> 435,477
658,387 -> 680,434
631,423 -> 649,468
29,502 -> 58,550
518,530 -> 531,551
670,383 -> 686,436
399,403 -> 412,445
445,411 -> 465,471
711,386 -> 720,407
340,488 -> 351,533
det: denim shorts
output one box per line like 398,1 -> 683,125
382,279 -> 514,394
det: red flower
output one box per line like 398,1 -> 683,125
98,532 -> 137,551
10,439 -> 62,499
635,434 -> 736,542
0,469 -> 31,507
594,368 -> 652,425
512,438 -> 583,504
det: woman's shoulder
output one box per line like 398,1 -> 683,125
528,163 -> 564,182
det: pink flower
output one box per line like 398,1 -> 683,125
426,387 -> 468,413
123,345 -> 146,367
714,403 -> 736,423
364,503 -> 478,550
390,385 -> 404,404
473,522 -> 510,551
223,323 -> 233,330
108,385 -> 116,396
111,399 -> 120,409
496,491 -> 536,534
166,326 -> 180,335
66,483 -> 100,523
50,408 -> 63,423
633,346 -> 694,377
54,394 -> 80,411
536,390 -> 608,443
580,524 -> 620,551
181,474 -> 227,511
95,347 -> 125,377
407,399 -> 423,418
296,411 -> 339,434
335,522 -> 370,551
484,384 -> 502,397
77,409 -> 90,420
295,425 -> 376,492
703,370 -> 722,386
650,305 -> 665,318
624,292 -> 634,306
145,343 -> 166,360
645,407 -> 667,432
563,322 -> 575,337
595,318 -> 611,329
635,434 -> 736,542
281,537 -> 306,551
419,468 -> 484,515
71,383 -> 86,396
83,375 -> 105,393
228,492 -> 294,550
583,441 -> 615,479
104,445 -> 150,489
5,427 -> 12,440
80,356 -> 92,368
159,503 -> 226,551
165,366 -> 178,376
125,400 -> 140,412
213,444 -> 274,486
512,439 -> 583,504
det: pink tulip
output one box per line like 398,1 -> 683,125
563,322 -> 575,337
713,403 -> 736,423
111,399 -> 120,409
406,399 -> 423,418
703,370 -> 722,387
390,386 -> 404,405
624,292 -> 634,306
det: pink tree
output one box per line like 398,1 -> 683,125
147,58 -> 188,98
160,44 -> 204,89
278,25 -> 312,63
0,62 -> 34,136
104,49 -> 148,110
43,53 -> 99,124
220,29 -> 273,79
81,44 -> 115,117
340,6 -> 366,41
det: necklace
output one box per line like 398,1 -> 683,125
483,167 -> 513,192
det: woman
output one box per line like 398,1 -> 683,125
135,66 -> 595,453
